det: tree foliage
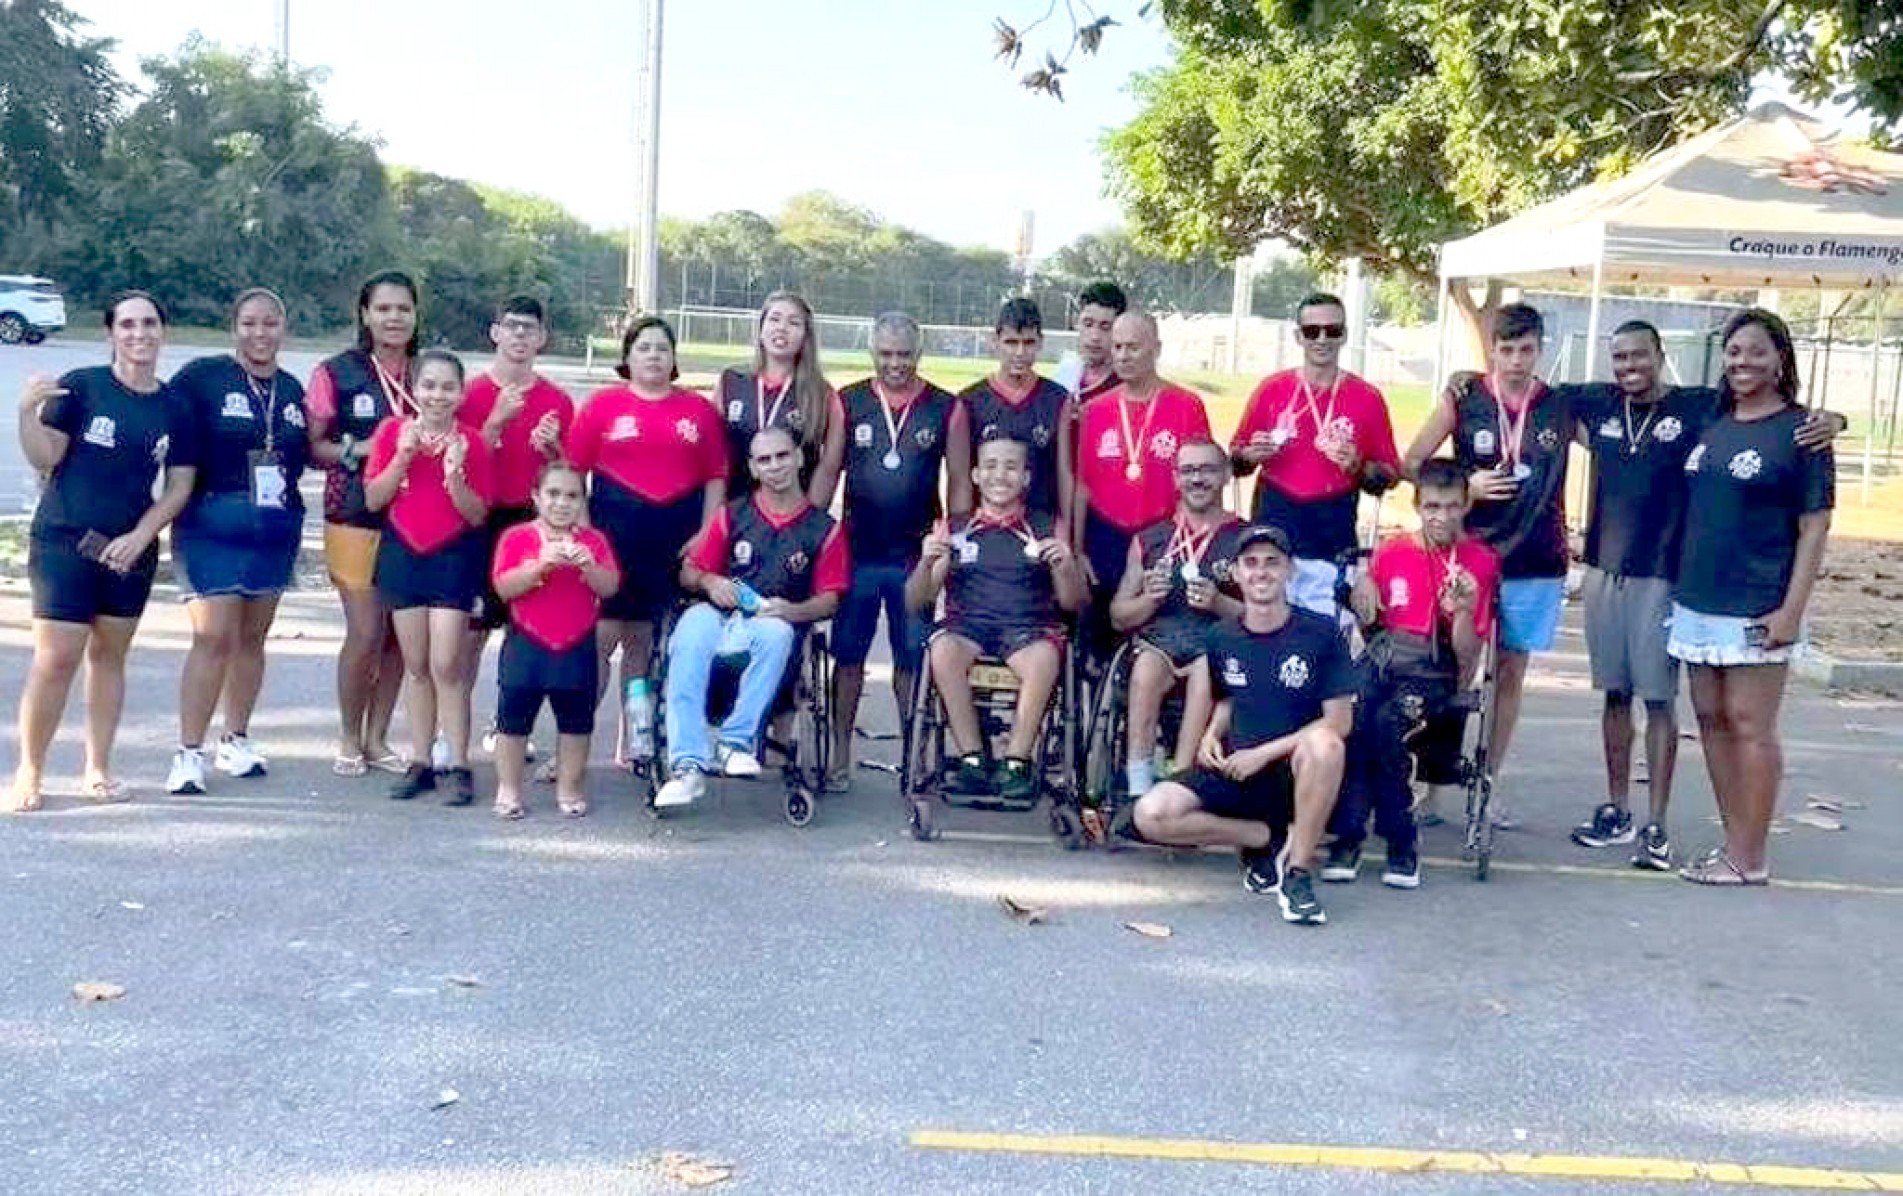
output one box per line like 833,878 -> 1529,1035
0,0 -> 122,232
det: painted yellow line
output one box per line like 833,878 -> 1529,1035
909,1130 -> 1903,1190
1422,855 -> 1903,898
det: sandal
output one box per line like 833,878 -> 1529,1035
558,795 -> 589,818
331,754 -> 368,778
492,796 -> 526,821
1680,848 -> 1769,887
83,775 -> 128,802
823,767 -> 852,794
366,751 -> 408,775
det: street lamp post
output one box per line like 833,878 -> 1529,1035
274,0 -> 290,62
627,0 -> 665,316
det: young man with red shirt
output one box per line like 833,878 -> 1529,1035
1230,291 -> 1400,617
655,426 -> 849,810
1328,459 -> 1499,888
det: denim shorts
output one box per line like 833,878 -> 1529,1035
174,492 -> 304,600
1666,603 -> 1793,667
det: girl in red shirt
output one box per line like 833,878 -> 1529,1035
489,462 -> 621,819
364,350 -> 493,807
565,317 -> 726,764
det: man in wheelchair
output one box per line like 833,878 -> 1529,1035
1108,437 -> 1245,797
1132,525 -> 1354,926
655,426 -> 849,809
905,437 -> 1085,802
1328,458 -> 1499,888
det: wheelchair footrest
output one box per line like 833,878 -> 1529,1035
939,791 -> 1041,813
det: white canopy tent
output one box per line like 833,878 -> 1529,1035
1434,102 -> 1903,496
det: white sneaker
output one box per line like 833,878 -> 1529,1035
654,768 -> 705,809
720,746 -> 763,779
215,734 -> 268,778
166,747 -> 206,795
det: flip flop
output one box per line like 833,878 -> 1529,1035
558,797 -> 589,819
492,798 -> 526,821
83,776 -> 128,802
1680,849 -> 1769,887
366,752 -> 408,775
332,754 -> 368,778
823,768 -> 852,794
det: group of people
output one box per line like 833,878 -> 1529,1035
7,275 -> 1842,926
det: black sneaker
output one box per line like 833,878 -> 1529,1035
1382,845 -> 1422,889
995,757 -> 1038,803
389,763 -> 435,801
441,766 -> 475,807
1631,823 -> 1672,872
1278,867 -> 1327,925
1241,828 -> 1288,895
949,753 -> 991,794
1571,802 -> 1635,848
1319,840 -> 1362,884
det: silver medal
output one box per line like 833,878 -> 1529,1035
1179,561 -> 1202,584
1512,463 -> 1532,481
882,450 -> 901,470
1023,539 -> 1042,560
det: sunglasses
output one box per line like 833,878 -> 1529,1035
1299,323 -> 1346,342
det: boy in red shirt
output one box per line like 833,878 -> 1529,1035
364,350 -> 494,807
1328,459 -> 1499,889
489,462 -> 621,819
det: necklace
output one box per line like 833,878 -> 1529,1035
1623,395 -> 1660,455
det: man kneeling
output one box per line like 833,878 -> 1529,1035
906,438 -> 1085,802
1132,525 -> 1353,925
656,427 -> 848,809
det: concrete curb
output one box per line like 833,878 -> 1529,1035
1794,643 -> 1903,691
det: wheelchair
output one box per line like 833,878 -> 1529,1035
900,633 -> 1085,847
635,605 -> 834,827
1079,637 -> 1194,849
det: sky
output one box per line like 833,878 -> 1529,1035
65,0 -> 1176,256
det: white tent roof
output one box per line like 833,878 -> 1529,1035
1438,103 -> 1903,289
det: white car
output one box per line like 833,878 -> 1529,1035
0,275 -> 67,345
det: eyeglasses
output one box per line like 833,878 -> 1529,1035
1299,324 -> 1346,342
497,317 -> 542,335
1175,463 -> 1227,477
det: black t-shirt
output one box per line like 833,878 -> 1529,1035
944,510 -> 1061,631
1676,407 -> 1835,618
1207,609 -> 1356,750
1448,379 -> 1574,579
171,355 -> 312,501
717,368 -> 822,493
839,380 -> 955,566
1135,515 -> 1245,641
33,366 -> 192,538
1564,383 -> 1719,581
958,377 -> 1069,520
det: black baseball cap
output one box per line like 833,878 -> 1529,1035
1234,524 -> 1293,557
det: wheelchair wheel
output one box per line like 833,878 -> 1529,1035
908,797 -> 936,841
785,784 -> 815,828
1049,805 -> 1084,850
1080,644 -> 1134,841
1464,770 -> 1495,881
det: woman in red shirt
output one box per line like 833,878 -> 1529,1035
565,317 -> 726,764
489,462 -> 621,819
364,350 -> 493,807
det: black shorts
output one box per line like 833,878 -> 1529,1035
1184,761 -> 1295,826
592,485 -> 701,623
495,631 -> 599,736
933,619 -> 1063,663
473,506 -> 537,630
28,528 -> 158,623
375,530 -> 485,613
1136,618 -> 1211,673
1364,662 -> 1466,787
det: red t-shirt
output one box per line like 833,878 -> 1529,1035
367,418 -> 494,554
1231,369 -> 1401,501
459,374 -> 575,510
491,521 -> 619,652
566,386 -> 726,504
304,362 -> 340,427
688,500 -> 851,598
1369,534 -> 1500,640
1077,383 -> 1212,532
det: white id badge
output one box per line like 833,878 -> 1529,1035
249,451 -> 287,509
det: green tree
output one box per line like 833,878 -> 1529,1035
0,0 -> 123,252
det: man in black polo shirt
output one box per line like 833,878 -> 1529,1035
1132,525 -> 1354,926
831,311 -> 968,791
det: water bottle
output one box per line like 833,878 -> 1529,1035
624,677 -> 655,761
734,581 -> 763,615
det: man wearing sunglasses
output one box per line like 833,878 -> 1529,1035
1230,292 -> 1400,618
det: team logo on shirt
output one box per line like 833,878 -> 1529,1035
1473,429 -> 1496,456
733,540 -> 754,566
283,405 -> 306,429
981,422 -> 1001,441
726,400 -> 745,423
914,427 -> 936,450
1388,578 -> 1412,608
1537,427 -> 1560,451
1210,558 -> 1234,584
1598,417 -> 1623,440
82,415 -> 116,448
1031,424 -> 1051,447
1150,430 -> 1180,461
786,408 -> 806,432
957,538 -> 979,564
786,551 -> 810,575
1096,430 -> 1123,459
1727,449 -> 1764,481
676,418 -> 700,444
1278,655 -> 1312,689
221,392 -> 254,420
609,415 -> 640,442
854,423 -> 874,447
1653,417 -> 1684,443
352,392 -> 377,419
1221,657 -> 1248,688
1684,444 -> 1707,473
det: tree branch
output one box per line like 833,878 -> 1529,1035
1613,0 -> 1787,84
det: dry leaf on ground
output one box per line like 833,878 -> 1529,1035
71,981 -> 126,1003
1790,810 -> 1846,832
444,975 -> 486,989
650,1151 -> 735,1188
997,895 -> 1049,925
430,1088 -> 460,1110
1123,921 -> 1173,939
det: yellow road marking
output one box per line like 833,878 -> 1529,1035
909,1130 -> 1903,1190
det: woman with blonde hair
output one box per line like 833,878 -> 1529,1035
713,291 -> 844,507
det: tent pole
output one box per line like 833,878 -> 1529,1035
1433,275 -> 1452,393
1582,253 -> 1607,383
1865,278 -> 1888,505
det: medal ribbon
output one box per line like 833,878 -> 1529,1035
873,380 -> 918,459
1296,371 -> 1341,439
969,508 -> 1037,550
1489,377 -> 1532,470
1166,515 -> 1217,569
370,355 -> 415,418
1116,391 -> 1160,479
756,372 -> 792,433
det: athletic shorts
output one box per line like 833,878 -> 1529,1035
1136,619 -> 1212,673
1498,576 -> 1564,653
324,523 -> 380,593
375,531 -> 484,613
592,486 -> 702,623
495,631 -> 599,736
474,505 -> 537,630
173,492 -> 303,601
1285,556 -> 1343,620
832,561 -> 927,669
28,528 -> 157,623
1667,602 -> 1794,668
1183,760 -> 1295,826
931,620 -> 1063,665
1582,569 -> 1679,702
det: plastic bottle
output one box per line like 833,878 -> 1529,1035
734,581 -> 763,615
625,677 -> 655,761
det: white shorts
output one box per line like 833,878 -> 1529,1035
1666,603 -> 1792,667
1286,557 -> 1341,619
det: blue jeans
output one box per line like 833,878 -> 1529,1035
664,602 -> 797,771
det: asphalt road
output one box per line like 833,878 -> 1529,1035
1,585 -> 1900,1194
